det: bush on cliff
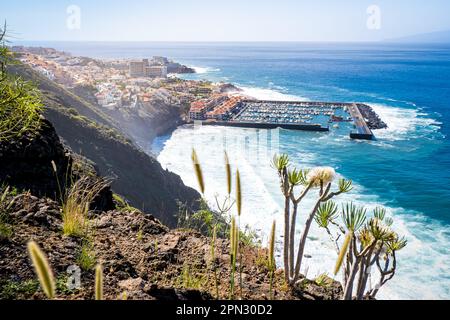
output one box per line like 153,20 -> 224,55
0,26 -> 43,143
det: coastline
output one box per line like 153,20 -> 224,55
10,44 -> 450,300
155,66 -> 450,301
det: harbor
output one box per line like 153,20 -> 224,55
192,99 -> 382,140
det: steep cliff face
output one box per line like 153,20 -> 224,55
0,118 -> 71,199
105,98 -> 186,150
9,64 -> 201,227
44,107 -> 199,227
0,118 -> 114,211
69,83 -> 187,150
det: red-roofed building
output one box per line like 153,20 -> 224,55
189,100 -> 210,120
189,94 -> 244,121
206,96 -> 244,120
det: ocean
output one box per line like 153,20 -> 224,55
18,41 -> 450,299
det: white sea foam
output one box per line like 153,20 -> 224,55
368,103 -> 442,142
157,123 -> 450,300
192,66 -> 221,74
239,86 -> 309,102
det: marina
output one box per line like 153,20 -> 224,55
195,99 -> 378,140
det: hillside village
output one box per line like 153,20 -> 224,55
12,47 -> 244,117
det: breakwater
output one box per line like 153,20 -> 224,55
357,104 -> 388,130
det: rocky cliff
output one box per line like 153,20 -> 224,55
9,64 -> 201,227
0,118 -> 71,199
102,98 -> 186,151
68,84 -> 187,150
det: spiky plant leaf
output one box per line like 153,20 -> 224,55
387,236 -> 408,253
384,217 -> 394,227
271,154 -> 290,173
288,169 -> 301,186
191,149 -> 205,194
368,218 -> 393,241
358,227 -> 374,249
315,201 -> 339,228
299,169 -> 310,186
338,179 -> 353,193
315,273 -> 333,287
373,207 -> 386,221
287,169 -> 309,187
342,203 -> 367,232
27,241 -> 55,299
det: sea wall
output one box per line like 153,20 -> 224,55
357,104 -> 388,130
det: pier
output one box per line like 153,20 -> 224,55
193,99 -> 378,141
347,103 -> 375,140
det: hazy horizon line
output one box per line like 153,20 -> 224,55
10,40 -> 450,46
8,28 -> 450,45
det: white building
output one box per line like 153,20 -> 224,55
145,66 -> 167,78
129,61 -> 145,77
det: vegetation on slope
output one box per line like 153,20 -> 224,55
0,28 -> 42,143
8,62 -> 119,131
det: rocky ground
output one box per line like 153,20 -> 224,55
0,192 -> 343,300
0,114 -> 343,301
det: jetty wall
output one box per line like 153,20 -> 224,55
201,121 -> 329,132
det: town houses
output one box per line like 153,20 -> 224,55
13,47 -> 236,114
188,94 -> 245,121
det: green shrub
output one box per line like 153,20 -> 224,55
239,225 -> 261,248
56,275 -> 79,295
314,273 -> 333,287
177,264 -> 207,290
0,222 -> 12,240
76,241 -> 97,271
61,176 -> 108,238
113,193 -> 137,213
0,279 -> 39,299
0,36 -> 43,142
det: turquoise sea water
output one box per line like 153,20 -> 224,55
19,42 -> 450,299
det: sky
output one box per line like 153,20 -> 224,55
2,0 -> 450,42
